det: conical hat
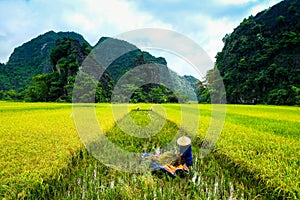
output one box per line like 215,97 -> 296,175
177,136 -> 191,146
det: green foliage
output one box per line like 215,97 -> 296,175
276,15 -> 286,22
291,85 -> 300,104
24,38 -> 91,102
148,84 -> 171,103
215,0 -> 300,105
196,68 -> 225,103
73,71 -> 99,103
24,74 -> 49,102
267,89 -> 288,105
0,89 -> 22,100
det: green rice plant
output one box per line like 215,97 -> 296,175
162,104 -> 300,199
0,102 -> 84,199
51,109 -> 253,199
1,102 -> 299,199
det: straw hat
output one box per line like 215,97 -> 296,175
177,136 -> 191,146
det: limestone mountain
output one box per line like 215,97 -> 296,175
215,0 -> 300,105
0,31 -> 90,91
0,31 -> 199,102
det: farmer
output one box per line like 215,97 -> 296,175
141,136 -> 193,177
176,136 -> 193,167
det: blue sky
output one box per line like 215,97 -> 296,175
0,0 -> 282,78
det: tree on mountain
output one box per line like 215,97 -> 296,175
25,38 -> 90,102
0,89 -> 20,101
195,80 -> 210,103
24,74 -> 48,102
195,68 -> 226,103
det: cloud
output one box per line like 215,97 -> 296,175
148,50 -> 204,79
128,0 -> 268,63
248,0 -> 282,16
67,0 -> 173,49
182,14 -> 242,60
218,0 -> 258,5
132,0 -> 282,62
0,0 -> 171,62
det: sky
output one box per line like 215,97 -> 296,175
0,0 -> 282,79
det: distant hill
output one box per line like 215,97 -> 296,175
94,37 -> 168,83
183,75 -> 200,92
0,31 -> 90,91
215,0 -> 300,105
94,37 -> 199,101
0,31 -> 199,102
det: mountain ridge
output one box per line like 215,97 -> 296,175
0,31 -> 91,91
0,31 -> 199,102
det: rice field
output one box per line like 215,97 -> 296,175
0,102 -> 299,199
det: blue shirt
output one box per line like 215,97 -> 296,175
180,145 -> 193,166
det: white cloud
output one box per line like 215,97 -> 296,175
148,50 -> 203,79
248,0 -> 282,16
44,0 -> 172,44
176,13 -> 242,63
0,0 -> 172,62
249,5 -> 268,16
218,0 -> 258,5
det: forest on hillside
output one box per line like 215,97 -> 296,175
212,0 -> 300,105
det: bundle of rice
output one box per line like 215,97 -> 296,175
151,152 -> 179,166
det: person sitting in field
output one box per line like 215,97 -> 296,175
141,136 -> 193,177
176,136 -> 193,166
